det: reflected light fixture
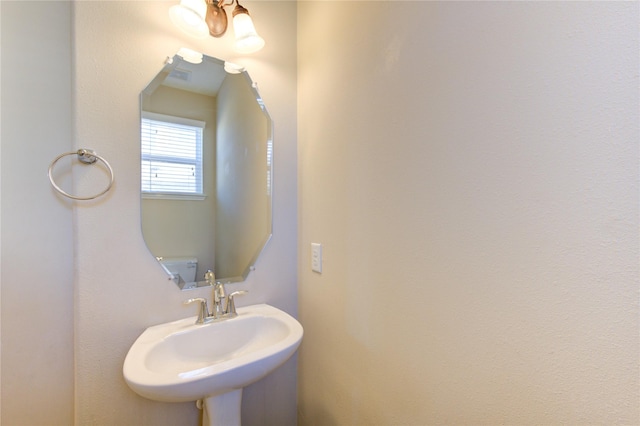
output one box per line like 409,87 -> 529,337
224,61 -> 246,74
177,47 -> 204,64
170,0 -> 265,54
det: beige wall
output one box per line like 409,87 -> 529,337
2,1 -> 297,425
298,1 -> 638,425
1,1 -> 75,425
72,1 -> 297,424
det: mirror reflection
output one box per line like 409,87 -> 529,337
141,52 -> 272,289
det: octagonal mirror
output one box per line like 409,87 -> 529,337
140,51 -> 273,289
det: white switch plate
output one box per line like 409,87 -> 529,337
311,243 -> 322,273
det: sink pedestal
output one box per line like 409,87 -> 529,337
202,389 -> 242,426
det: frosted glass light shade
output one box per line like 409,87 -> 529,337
232,12 -> 265,54
169,0 -> 208,39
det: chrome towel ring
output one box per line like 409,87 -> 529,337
48,149 -> 114,200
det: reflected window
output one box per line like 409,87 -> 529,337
141,112 -> 205,197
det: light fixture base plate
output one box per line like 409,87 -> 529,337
206,2 -> 228,38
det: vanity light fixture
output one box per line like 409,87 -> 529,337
228,1 -> 265,54
170,0 -> 265,54
169,0 -> 209,38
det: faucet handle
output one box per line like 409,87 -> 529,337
184,298 -> 209,324
225,290 -> 248,316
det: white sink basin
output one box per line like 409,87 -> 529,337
123,304 -> 303,404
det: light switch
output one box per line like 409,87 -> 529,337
311,243 -> 322,273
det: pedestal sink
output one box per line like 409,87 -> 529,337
123,304 -> 303,426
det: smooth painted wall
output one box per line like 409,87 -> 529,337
72,1 -> 297,424
0,2 -> 75,425
298,2 -> 638,424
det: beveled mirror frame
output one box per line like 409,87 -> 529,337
140,52 -> 273,289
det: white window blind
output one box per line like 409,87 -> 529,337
141,112 -> 205,197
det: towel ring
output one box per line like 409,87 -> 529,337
48,149 -> 114,200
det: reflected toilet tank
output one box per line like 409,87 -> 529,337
159,257 -> 198,283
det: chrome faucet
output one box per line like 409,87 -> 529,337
212,281 -> 226,318
183,271 -> 248,324
204,269 -> 215,285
